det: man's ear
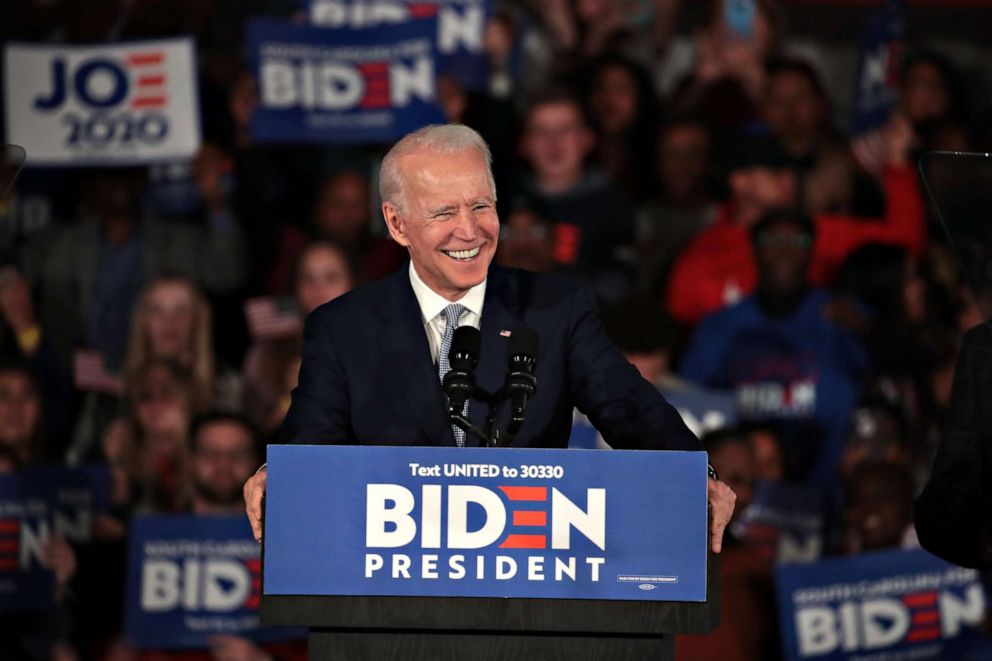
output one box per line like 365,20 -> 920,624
382,202 -> 411,248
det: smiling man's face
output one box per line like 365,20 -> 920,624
383,148 -> 498,300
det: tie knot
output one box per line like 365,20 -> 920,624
442,304 -> 465,330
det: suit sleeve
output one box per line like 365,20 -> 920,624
915,326 -> 992,568
565,285 -> 701,451
280,307 -> 355,444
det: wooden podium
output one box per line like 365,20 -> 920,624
260,445 -> 720,660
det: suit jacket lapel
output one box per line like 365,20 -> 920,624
384,266 -> 457,446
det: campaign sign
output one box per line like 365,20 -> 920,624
4,38 -> 201,166
737,480 -> 823,565
0,473 -> 56,612
125,515 -> 303,649
306,0 -> 492,88
248,18 -> 446,145
264,445 -> 708,602
0,465 -> 109,611
776,548 -> 992,660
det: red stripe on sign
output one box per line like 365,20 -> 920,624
245,558 -> 261,572
0,558 -> 18,570
360,97 -> 390,109
912,611 -> 940,625
0,521 -> 17,533
905,627 -> 941,642
0,540 -> 17,552
128,52 -> 165,67
137,74 -> 165,87
365,79 -> 390,92
409,3 -> 438,17
513,510 -> 547,527
499,534 -> 546,549
358,62 -> 389,75
131,97 -> 167,109
903,592 -> 938,608
499,486 -> 547,501
244,595 -> 260,609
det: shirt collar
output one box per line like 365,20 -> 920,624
408,261 -> 487,324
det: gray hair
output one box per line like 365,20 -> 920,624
379,124 -> 496,215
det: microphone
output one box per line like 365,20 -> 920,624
504,328 -> 538,440
443,326 -> 481,414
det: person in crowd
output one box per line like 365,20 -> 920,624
125,276 -> 236,413
243,240 -> 355,436
604,294 -> 738,439
839,399 -> 912,482
900,49 -> 966,146
664,116 -> 924,325
843,461 -> 916,554
680,209 -> 870,487
0,358 -> 44,465
677,429 -> 775,661
636,117 -> 718,289
267,169 -> 405,293
583,54 -> 660,200
116,359 -> 203,514
0,362 -> 79,660
668,0 -> 782,131
745,425 -> 785,483
19,163 -> 248,371
495,199 -> 557,273
516,90 -> 637,302
761,58 -> 866,216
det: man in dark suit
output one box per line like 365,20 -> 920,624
915,322 -> 992,568
244,124 -> 735,550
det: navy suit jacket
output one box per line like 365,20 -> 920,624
282,263 -> 700,451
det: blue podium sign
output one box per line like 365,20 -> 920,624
264,446 -> 708,602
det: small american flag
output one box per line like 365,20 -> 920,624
73,350 -> 123,396
244,296 -> 302,340
500,330 -> 512,338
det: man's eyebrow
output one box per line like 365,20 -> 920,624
426,204 -> 456,216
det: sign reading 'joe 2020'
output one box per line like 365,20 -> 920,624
263,446 -> 708,602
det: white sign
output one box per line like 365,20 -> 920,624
4,38 -> 201,166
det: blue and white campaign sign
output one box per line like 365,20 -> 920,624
737,480 -> 823,565
306,0 -> 492,88
125,515 -> 303,649
776,548 -> 992,660
0,465 -> 107,612
3,38 -> 201,166
248,18 -> 446,145
264,445 -> 708,602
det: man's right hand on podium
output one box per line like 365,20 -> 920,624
244,465 -> 266,542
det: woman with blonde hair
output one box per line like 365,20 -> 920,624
124,275 -> 239,411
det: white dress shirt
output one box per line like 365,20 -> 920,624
408,261 -> 486,364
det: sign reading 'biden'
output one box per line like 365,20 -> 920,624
305,0 -> 492,88
776,548 -> 992,660
263,446 -> 708,601
247,18 -> 445,144
3,39 -> 201,166
125,515 -> 303,649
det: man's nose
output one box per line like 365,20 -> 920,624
452,208 -> 480,240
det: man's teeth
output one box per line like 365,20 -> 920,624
444,247 -> 481,260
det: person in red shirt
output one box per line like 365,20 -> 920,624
664,116 -> 924,325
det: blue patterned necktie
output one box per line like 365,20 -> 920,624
438,303 -> 468,447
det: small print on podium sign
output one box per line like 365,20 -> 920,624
263,446 -> 708,602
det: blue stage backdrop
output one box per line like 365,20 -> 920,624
247,17 -> 445,144
264,445 -> 708,602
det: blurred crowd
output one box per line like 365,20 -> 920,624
1,0 -> 991,659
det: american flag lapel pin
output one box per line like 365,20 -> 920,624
499,330 -> 512,338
